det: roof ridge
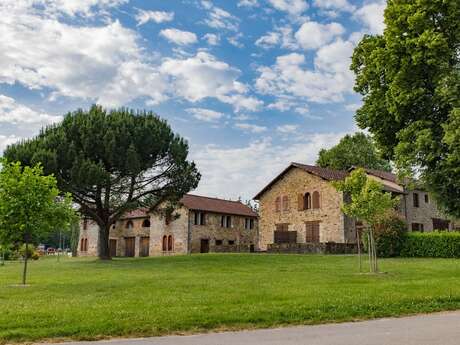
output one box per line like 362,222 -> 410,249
185,193 -> 244,204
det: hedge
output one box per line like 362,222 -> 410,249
400,231 -> 460,258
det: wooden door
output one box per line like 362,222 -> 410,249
140,237 -> 150,257
200,239 -> 209,253
109,239 -> 117,257
305,221 -> 320,243
125,237 -> 135,257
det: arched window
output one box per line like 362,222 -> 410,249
275,196 -> 281,212
162,235 -> 167,252
312,191 -> 320,209
168,235 -> 173,252
304,193 -> 311,210
282,196 -> 289,211
126,220 -> 134,229
80,238 -> 84,251
142,219 -> 151,228
84,238 -> 88,251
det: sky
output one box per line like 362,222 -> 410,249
0,0 -> 386,200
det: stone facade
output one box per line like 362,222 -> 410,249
256,163 -> 457,252
77,195 -> 258,257
257,167 -> 356,251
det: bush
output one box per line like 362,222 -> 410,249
400,231 -> 460,258
362,212 -> 407,257
18,244 -> 40,260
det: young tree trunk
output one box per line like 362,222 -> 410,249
356,226 -> 362,273
98,224 -> 111,260
22,240 -> 29,285
367,229 -> 372,273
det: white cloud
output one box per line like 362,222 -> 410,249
0,134 -> 21,154
256,26 -> 298,50
160,52 -> 262,112
203,33 -> 220,45
201,2 -> 239,31
186,108 -> 224,122
235,123 -> 267,133
37,0 -> 128,17
135,10 -> 174,26
267,98 -> 296,112
238,0 -> 259,7
255,42 -> 355,104
295,21 -> 345,50
277,124 -> 298,133
0,95 -> 61,125
160,28 -> 198,45
313,0 -> 355,13
355,1 -> 386,35
228,33 -> 244,48
345,103 -> 361,112
191,132 -> 347,199
0,3 -> 168,107
267,0 -> 308,17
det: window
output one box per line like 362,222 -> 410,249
303,192 -> 312,210
413,193 -> 419,208
312,191 -> 320,209
245,218 -> 255,230
162,235 -> 167,251
275,196 -> 281,212
215,239 -> 223,246
142,219 -> 151,228
411,223 -> 424,232
221,215 -> 232,228
282,196 -> 289,211
305,221 -> 320,243
432,218 -> 450,230
228,240 -> 235,245
194,212 -> 206,225
425,194 -> 429,203
126,220 -> 134,229
167,235 -> 173,251
80,238 -> 88,252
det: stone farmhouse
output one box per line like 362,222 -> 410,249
255,163 -> 456,251
78,194 -> 258,257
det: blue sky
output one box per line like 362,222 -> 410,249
0,0 -> 386,200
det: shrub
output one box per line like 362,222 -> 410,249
400,231 -> 460,258
18,244 -> 40,260
362,211 -> 407,257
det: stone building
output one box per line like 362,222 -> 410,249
78,194 -> 258,257
255,163 -> 455,251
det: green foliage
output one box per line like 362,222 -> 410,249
333,168 -> 398,226
401,232 -> 460,258
371,212 -> 407,257
4,105 -> 201,259
351,0 -> 460,217
19,244 -> 40,260
316,132 -> 391,171
0,160 -> 75,282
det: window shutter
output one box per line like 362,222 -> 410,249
312,191 -> 320,209
297,194 -> 304,211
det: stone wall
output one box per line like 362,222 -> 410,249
189,212 -> 257,253
77,219 -> 99,257
258,167 -> 354,251
110,217 -> 151,257
267,242 -> 358,254
150,207 -> 189,256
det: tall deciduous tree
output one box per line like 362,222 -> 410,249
334,169 -> 398,273
316,132 -> 391,171
0,161 -> 75,284
4,105 -> 201,259
351,0 -> 460,217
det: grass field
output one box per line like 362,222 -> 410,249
1,254 -> 459,343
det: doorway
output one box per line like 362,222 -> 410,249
200,239 -> 209,253
125,237 -> 135,257
109,239 -> 117,257
140,237 -> 150,257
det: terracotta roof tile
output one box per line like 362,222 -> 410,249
363,168 -> 398,183
292,163 -> 349,181
180,194 -> 258,217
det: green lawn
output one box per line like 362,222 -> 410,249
1,254 -> 459,343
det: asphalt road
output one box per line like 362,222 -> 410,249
47,311 -> 460,345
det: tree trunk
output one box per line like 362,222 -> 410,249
356,226 -> 362,273
98,223 -> 111,260
22,240 -> 29,285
